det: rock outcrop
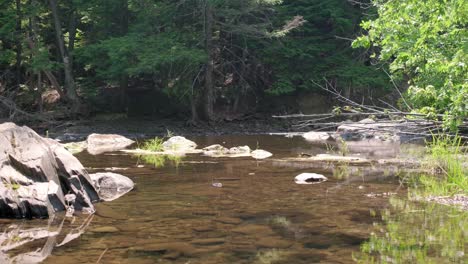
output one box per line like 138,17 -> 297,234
0,123 -> 133,219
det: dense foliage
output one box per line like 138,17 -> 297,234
5,0 -> 465,126
353,0 -> 468,129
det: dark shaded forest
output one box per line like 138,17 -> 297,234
0,0 -> 391,123
0,0 -> 465,129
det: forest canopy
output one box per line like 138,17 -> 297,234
0,0 -> 466,129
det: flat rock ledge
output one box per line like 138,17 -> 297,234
0,123 -> 134,219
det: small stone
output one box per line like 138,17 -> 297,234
212,182 -> 223,188
91,226 -> 119,233
251,149 -> 273,159
294,173 -> 327,185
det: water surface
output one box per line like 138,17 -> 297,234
0,135 -> 465,263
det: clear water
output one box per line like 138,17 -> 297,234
0,135 -> 465,263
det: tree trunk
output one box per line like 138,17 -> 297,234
118,0 -> 129,112
203,2 -> 215,122
49,0 -> 80,113
15,0 -> 22,89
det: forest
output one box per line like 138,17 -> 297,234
0,0 -> 466,127
0,1 -> 409,122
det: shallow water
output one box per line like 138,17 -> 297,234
0,135 -> 465,263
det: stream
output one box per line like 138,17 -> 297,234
0,135 -> 466,263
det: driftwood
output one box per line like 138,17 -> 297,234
273,78 -> 468,138
0,95 -> 52,123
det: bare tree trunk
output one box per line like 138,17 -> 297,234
203,2 -> 215,122
49,0 -> 80,113
15,0 -> 22,89
118,0 -> 129,112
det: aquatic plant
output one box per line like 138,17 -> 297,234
140,137 -> 165,152
268,216 -> 292,228
416,135 -> 468,196
255,249 -> 285,264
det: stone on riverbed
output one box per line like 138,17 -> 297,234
302,132 -> 333,143
162,136 -> 197,152
251,149 -> 273,159
203,144 -> 251,157
89,172 -> 134,201
294,173 -> 327,184
87,133 -> 135,155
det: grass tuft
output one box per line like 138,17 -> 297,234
140,137 -> 165,152
417,135 -> 467,196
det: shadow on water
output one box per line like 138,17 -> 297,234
0,135 -> 465,263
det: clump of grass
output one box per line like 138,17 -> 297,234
417,135 -> 467,196
268,216 -> 291,228
255,249 -> 285,264
140,137 -> 165,152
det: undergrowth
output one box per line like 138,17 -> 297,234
416,135 -> 468,196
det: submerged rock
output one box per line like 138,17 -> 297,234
203,144 -> 229,157
294,173 -> 327,184
87,133 -> 135,155
162,136 -> 197,152
203,144 -> 251,158
89,172 -> 134,201
251,149 -> 273,159
0,123 -> 99,218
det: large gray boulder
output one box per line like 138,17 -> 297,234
0,123 -> 100,218
90,172 -> 134,201
87,133 -> 135,155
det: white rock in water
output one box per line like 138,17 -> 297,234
251,149 -> 273,159
294,173 -> 327,185
87,133 -> 134,155
302,132 -> 332,142
162,136 -> 197,152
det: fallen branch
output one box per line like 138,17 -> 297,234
0,95 -> 52,123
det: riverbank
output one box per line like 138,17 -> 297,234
32,116 -> 299,141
